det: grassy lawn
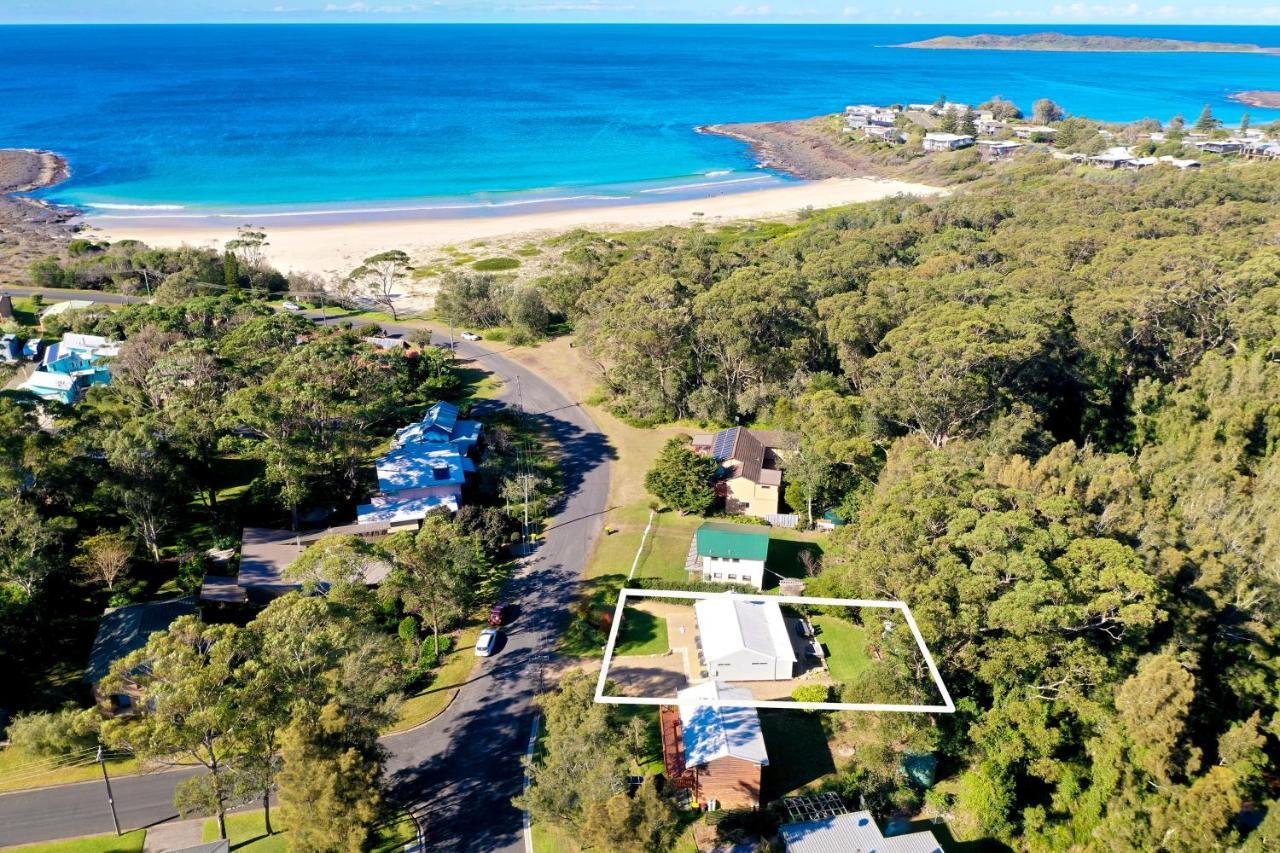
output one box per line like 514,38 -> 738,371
10,297 -> 41,328
759,710 -> 838,799
202,810 -> 414,852
2,830 -> 146,853
812,615 -> 872,684
764,530 -> 826,588
588,507 -> 700,583
0,747 -> 139,794
614,606 -> 669,656
386,623 -> 483,734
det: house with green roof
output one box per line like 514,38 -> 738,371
695,521 -> 770,589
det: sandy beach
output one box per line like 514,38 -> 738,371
89,176 -> 943,278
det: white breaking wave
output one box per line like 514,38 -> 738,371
87,194 -> 630,220
87,203 -> 187,211
638,175 -> 775,194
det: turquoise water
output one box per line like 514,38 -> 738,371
0,24 -> 1276,215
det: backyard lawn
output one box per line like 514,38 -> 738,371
812,615 -> 872,684
614,606 -> 669,656
3,830 -> 146,853
202,810 -> 414,852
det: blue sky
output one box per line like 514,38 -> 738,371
1,0 -> 1278,24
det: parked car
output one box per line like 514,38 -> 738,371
475,628 -> 499,657
460,331 -> 481,341
281,300 -> 303,312
489,603 -> 512,626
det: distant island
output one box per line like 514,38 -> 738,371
898,32 -> 1280,55
1232,90 -> 1280,108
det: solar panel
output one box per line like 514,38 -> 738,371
711,427 -> 738,462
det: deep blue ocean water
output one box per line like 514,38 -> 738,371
0,24 -> 1277,214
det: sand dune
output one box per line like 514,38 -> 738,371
90,177 -> 944,278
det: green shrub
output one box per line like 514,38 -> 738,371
626,577 -> 758,595
5,707 -> 100,757
791,684 -> 830,704
471,257 -> 521,272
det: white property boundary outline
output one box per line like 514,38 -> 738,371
593,588 -> 955,713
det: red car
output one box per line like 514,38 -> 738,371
489,603 -> 512,626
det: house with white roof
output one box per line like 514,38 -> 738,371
1013,124 -> 1057,140
695,597 -> 797,681
922,132 -> 974,152
780,810 -> 942,853
671,680 -> 769,809
356,400 -> 480,527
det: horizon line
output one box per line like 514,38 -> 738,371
2,21 -> 1279,27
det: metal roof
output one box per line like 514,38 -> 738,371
780,812 -> 942,853
356,493 -> 459,525
84,597 -> 198,684
677,681 -> 768,767
695,598 -> 797,666
696,521 -> 770,561
376,446 -> 467,493
425,401 -> 459,434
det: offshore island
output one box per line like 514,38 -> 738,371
898,32 -> 1280,54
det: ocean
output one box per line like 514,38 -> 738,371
0,24 -> 1276,216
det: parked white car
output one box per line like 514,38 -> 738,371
281,300 -> 303,312
460,331 -> 481,341
475,628 -> 499,657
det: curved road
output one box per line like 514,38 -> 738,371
0,320 -> 613,852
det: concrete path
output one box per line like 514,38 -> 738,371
142,817 -> 204,853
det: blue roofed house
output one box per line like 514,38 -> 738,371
356,401 -> 481,527
19,333 -> 118,404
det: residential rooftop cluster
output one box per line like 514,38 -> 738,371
12,332 -> 118,405
356,400 -> 481,527
842,100 -> 1280,170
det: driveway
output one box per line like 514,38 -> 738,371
0,318 -> 613,853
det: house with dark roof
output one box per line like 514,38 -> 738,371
691,427 -> 784,518
666,681 -> 769,809
84,597 -> 198,713
226,523 -> 392,605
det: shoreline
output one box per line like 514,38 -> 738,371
701,118 -> 872,181
90,176 -> 944,276
0,149 -> 81,282
1232,90 -> 1280,109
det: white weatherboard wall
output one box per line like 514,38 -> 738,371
702,555 -> 766,589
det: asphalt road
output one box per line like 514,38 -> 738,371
0,317 -> 613,852
0,286 -> 146,305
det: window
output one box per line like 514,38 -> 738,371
714,573 -> 724,579
727,574 -> 737,580
111,694 -> 132,709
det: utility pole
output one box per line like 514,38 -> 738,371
97,746 -> 121,837
449,321 -> 455,350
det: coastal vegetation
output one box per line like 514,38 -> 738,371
898,32 -> 1280,54
527,157 -> 1280,849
